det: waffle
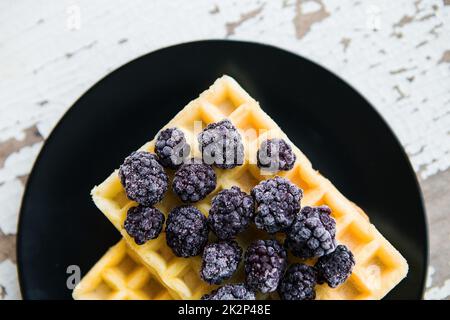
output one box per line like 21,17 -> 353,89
90,75 -> 408,300
73,240 -> 174,300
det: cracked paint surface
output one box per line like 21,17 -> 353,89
293,0 -> 330,39
0,232 -> 16,264
0,0 -> 449,300
225,4 -> 265,37
0,126 -> 43,169
438,50 -> 450,64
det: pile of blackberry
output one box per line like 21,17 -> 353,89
118,124 -> 355,300
200,175 -> 354,300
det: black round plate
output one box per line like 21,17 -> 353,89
17,40 -> 427,300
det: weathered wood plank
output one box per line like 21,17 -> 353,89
0,0 -> 449,300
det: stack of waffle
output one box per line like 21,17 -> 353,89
73,76 -> 408,300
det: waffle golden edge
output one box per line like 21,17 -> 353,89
81,75 -> 408,300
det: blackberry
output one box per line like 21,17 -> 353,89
208,186 -> 254,240
155,127 -> 190,169
278,264 -> 317,300
202,284 -> 256,300
200,240 -> 242,284
118,151 -> 168,206
316,244 -> 355,288
257,138 -> 296,171
285,206 -> 337,259
198,119 -> 244,169
172,161 -> 216,203
244,239 -> 287,293
124,205 -> 165,245
165,206 -> 209,257
251,176 -> 303,233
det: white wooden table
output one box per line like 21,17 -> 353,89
0,0 -> 449,300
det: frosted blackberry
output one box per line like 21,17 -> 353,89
200,240 -> 242,284
257,138 -> 296,171
316,244 -> 355,288
244,239 -> 287,293
124,205 -> 164,245
198,119 -> 244,169
118,151 -> 168,206
251,176 -> 303,233
278,264 -> 317,300
172,161 -> 216,203
202,284 -> 256,300
285,206 -> 337,259
155,127 -> 190,169
208,186 -> 254,240
165,206 -> 209,257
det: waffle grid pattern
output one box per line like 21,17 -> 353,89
73,240 -> 173,300
85,76 -> 408,300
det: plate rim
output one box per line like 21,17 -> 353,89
16,39 -> 429,300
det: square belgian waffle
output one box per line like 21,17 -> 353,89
73,240 -> 173,300
87,76 -> 408,300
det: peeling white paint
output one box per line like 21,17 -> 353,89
0,0 -> 449,299
425,279 -> 450,300
36,116 -> 60,139
301,1 -> 322,14
0,260 -> 21,300
0,179 -> 23,235
0,0 -> 448,180
0,143 -> 43,184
